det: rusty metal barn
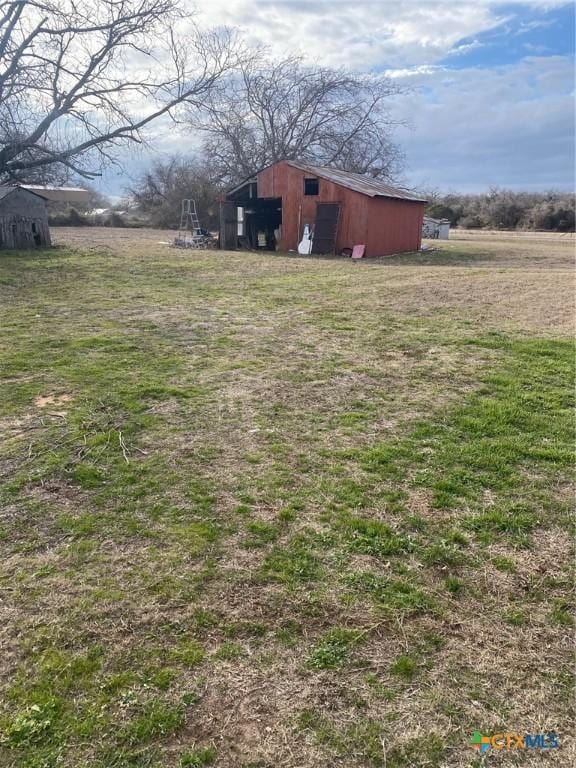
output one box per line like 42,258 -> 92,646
220,160 -> 427,257
0,186 -> 50,249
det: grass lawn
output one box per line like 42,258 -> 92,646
0,229 -> 574,767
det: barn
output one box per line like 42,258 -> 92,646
220,160 -> 426,257
0,186 -> 51,249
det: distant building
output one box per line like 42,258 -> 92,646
19,185 -> 91,204
0,186 -> 50,249
423,216 -> 450,239
221,160 -> 427,257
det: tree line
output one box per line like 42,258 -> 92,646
426,188 -> 575,232
128,170 -> 575,233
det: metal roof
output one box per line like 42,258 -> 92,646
226,176 -> 257,197
423,215 -> 450,224
20,184 -> 87,192
226,160 -> 427,202
20,184 -> 89,202
284,161 -> 427,202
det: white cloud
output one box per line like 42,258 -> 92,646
193,0 -> 568,69
394,55 -> 575,191
94,1 -> 574,195
192,0 -> 498,69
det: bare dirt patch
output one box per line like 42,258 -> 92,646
34,393 -> 72,408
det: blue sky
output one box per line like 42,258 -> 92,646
98,1 -> 575,199
441,3 -> 574,67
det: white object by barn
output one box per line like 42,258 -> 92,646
422,216 -> 450,240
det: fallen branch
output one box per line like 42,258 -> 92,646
118,430 -> 130,463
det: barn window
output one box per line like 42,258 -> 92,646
237,206 -> 245,236
32,222 -> 37,233
304,177 -> 319,196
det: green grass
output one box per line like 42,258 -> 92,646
180,747 -> 217,767
444,576 -> 465,595
260,535 -> 322,585
338,515 -> 414,557
298,709 -> 386,765
243,520 -> 281,548
169,641 -> 205,667
307,628 -> 361,669
0,240 -> 573,767
343,571 -> 434,616
119,700 -> 184,746
390,654 -> 419,680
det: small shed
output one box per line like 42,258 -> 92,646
422,216 -> 450,240
0,186 -> 50,249
220,160 -> 427,257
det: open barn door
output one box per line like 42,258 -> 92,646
311,202 -> 340,255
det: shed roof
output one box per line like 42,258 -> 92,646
423,215 -> 450,224
0,185 -> 48,201
284,161 -> 427,202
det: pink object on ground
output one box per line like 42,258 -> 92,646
351,244 -> 366,259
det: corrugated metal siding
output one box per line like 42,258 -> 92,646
258,161 -> 369,252
365,197 -> 424,256
257,161 -> 424,256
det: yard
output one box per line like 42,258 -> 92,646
0,229 -> 573,767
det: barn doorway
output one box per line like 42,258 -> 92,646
220,197 -> 282,251
312,203 -> 341,254
243,198 -> 282,250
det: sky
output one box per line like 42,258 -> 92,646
98,0 -> 575,198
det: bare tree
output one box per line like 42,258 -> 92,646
129,155 -> 221,228
189,54 -> 406,184
0,0 -> 242,182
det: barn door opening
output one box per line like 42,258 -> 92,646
243,197 -> 282,250
311,203 -> 340,254
220,198 -> 282,251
